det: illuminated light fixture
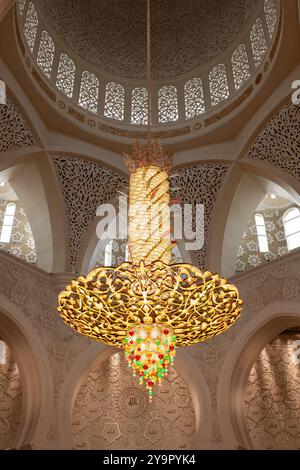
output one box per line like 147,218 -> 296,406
57,0 -> 242,401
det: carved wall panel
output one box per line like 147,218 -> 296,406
72,352 -> 195,450
244,331 -> 300,449
170,163 -> 230,269
0,340 -> 22,449
236,207 -> 291,274
0,96 -> 36,154
246,101 -> 300,180
51,154 -> 127,271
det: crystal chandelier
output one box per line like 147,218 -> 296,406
57,0 -> 242,402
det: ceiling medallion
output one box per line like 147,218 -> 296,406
57,1 -> 242,402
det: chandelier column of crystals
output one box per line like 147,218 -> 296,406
58,0 -> 243,402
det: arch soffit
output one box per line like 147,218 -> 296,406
0,297 -> 53,449
217,303 -> 300,449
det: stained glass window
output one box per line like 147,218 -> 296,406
264,0 -> 277,37
158,86 -> 178,123
209,64 -> 229,106
78,71 -> 99,114
250,18 -> 267,68
56,54 -> 75,98
131,88 -> 148,125
37,31 -> 55,78
23,2 -> 38,52
231,44 -> 251,90
184,78 -> 205,118
104,82 -> 124,121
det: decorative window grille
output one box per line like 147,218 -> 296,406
104,82 -> 125,121
209,64 -> 229,106
78,71 -> 99,114
231,44 -> 251,90
37,31 -> 55,78
23,2 -> 38,52
56,54 -> 75,98
18,0 -> 26,16
250,18 -> 267,68
264,0 -> 277,37
158,86 -> 178,123
184,78 -> 205,118
131,88 -> 148,125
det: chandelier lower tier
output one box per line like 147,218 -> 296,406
58,142 -> 242,401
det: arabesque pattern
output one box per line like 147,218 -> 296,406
58,260 -> 242,348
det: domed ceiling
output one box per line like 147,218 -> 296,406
36,0 -> 260,80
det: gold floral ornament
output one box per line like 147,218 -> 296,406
58,141 -> 242,401
58,260 -> 242,347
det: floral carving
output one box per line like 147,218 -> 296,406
0,341 -> 22,450
51,154 -> 127,271
0,96 -> 36,154
245,331 -> 300,450
72,352 -> 195,449
170,163 -> 230,269
245,101 -> 300,180
236,207 -> 291,274
35,0 -> 260,79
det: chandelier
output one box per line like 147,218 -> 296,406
57,0 -> 242,402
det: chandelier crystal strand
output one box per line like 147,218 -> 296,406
57,0 -> 243,402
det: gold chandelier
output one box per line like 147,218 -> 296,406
57,0 -> 242,402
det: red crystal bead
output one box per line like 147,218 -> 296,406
163,329 -> 169,335
135,355 -> 141,361
143,365 -> 148,370
159,354 -> 164,360
130,340 -> 134,345
129,330 -> 134,336
169,345 -> 174,351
